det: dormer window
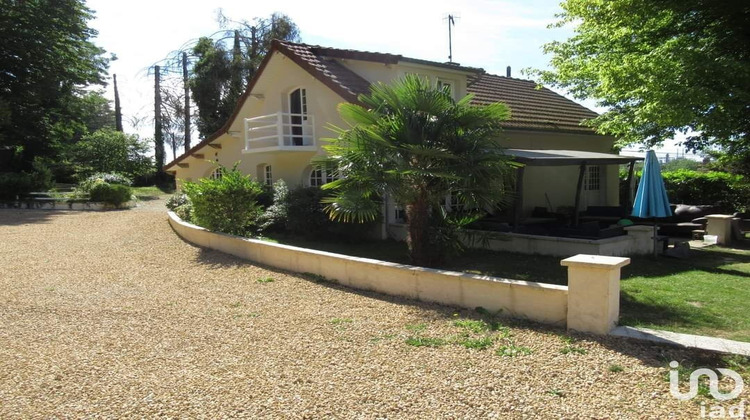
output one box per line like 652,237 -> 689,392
437,78 -> 455,97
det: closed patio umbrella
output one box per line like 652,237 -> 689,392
632,150 -> 673,256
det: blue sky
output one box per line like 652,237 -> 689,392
86,0 -> 696,160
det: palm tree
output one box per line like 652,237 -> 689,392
319,75 -> 518,266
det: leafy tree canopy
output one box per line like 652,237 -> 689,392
0,0 -> 110,170
190,37 -> 231,137
189,12 -> 300,138
70,128 -> 153,181
534,0 -> 749,167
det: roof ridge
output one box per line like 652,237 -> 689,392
276,39 -> 482,72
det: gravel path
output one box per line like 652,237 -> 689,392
0,200 -> 746,418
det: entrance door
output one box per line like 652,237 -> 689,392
289,88 -> 307,146
584,165 -> 606,207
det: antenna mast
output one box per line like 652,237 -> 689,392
447,14 -> 455,63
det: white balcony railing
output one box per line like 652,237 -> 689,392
244,112 -> 316,152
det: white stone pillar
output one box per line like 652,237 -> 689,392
561,254 -> 631,334
624,225 -> 655,255
705,214 -> 733,245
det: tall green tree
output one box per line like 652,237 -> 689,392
0,0 -> 110,170
535,0 -> 750,173
319,76 -> 517,266
189,12 -> 300,138
189,37 -> 231,139
70,128 -> 153,181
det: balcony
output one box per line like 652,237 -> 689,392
243,112 -> 317,153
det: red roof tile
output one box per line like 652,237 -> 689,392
467,73 -> 599,134
165,41 -> 602,170
275,41 -> 372,102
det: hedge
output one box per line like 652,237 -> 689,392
660,170 -> 749,212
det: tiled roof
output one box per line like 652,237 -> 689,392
275,41 -> 372,102
467,73 -> 599,134
278,41 -> 597,134
165,41 -> 602,170
285,42 -> 483,73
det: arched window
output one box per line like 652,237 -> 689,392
443,190 -> 462,212
210,167 -> 223,180
289,88 -> 308,146
308,165 -> 338,187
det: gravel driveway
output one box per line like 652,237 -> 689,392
0,200 -> 745,418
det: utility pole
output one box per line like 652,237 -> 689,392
154,65 -> 165,174
113,74 -> 123,132
182,52 -> 191,152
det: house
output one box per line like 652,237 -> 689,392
165,40 -> 639,234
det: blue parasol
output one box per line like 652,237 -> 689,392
632,150 -> 673,256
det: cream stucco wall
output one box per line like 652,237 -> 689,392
171,53 -> 621,217
172,51 -> 353,188
339,59 -> 471,99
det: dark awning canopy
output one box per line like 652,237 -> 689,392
505,149 -> 643,166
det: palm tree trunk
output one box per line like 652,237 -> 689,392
406,188 -> 434,266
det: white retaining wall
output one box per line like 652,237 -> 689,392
168,212 -> 630,333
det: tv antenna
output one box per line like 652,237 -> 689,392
444,14 -> 460,63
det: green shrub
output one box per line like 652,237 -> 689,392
165,191 -> 190,211
77,172 -> 132,193
0,172 -> 34,200
181,165 -> 263,236
0,163 -> 53,200
287,186 -> 378,241
287,187 -> 328,236
256,183 -> 274,208
89,182 -> 133,206
174,202 -> 193,222
29,158 -> 54,191
257,180 -> 290,233
661,170 -> 749,212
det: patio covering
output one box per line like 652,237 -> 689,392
503,149 -> 643,227
504,149 -> 642,166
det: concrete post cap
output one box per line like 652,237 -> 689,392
623,225 -> 653,232
705,214 -> 734,219
561,254 -> 631,269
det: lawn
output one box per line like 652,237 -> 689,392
131,184 -> 175,200
268,234 -> 750,342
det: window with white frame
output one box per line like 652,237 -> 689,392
289,88 -> 308,121
308,166 -> 338,187
437,78 -> 455,97
264,165 -> 273,186
585,166 -> 600,191
210,167 -> 223,180
394,206 -> 406,222
443,190 -> 462,212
